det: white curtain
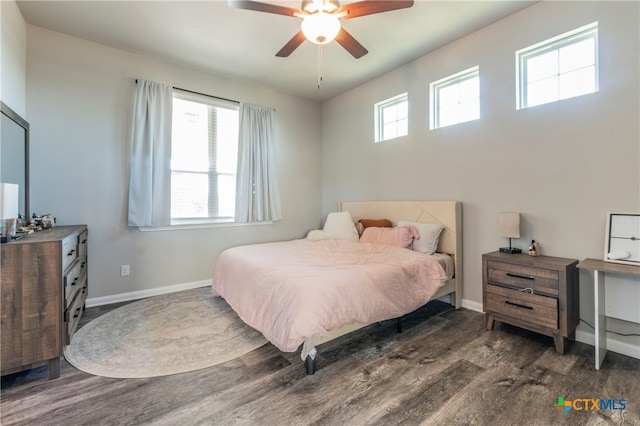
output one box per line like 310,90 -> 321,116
128,79 -> 173,227
235,103 -> 282,222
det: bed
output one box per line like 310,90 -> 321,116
212,201 -> 462,374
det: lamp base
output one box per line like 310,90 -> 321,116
499,247 -> 522,254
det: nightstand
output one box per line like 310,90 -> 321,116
482,251 -> 579,354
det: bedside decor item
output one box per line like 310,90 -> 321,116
604,213 -> 640,265
0,183 -> 19,243
499,212 -> 522,254
41,213 -> 55,229
528,240 -> 539,256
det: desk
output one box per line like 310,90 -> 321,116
577,258 -> 640,369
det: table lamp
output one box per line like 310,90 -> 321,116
499,212 -> 522,254
0,183 -> 19,243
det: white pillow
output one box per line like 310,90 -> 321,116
306,229 -> 327,241
323,212 -> 359,241
398,220 -> 443,254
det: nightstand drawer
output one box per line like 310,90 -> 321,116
486,284 -> 558,330
487,260 -> 559,296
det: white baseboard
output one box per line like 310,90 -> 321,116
85,279 -> 211,308
462,298 -> 483,313
575,329 -> 640,360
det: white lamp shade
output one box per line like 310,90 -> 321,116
301,12 -> 341,44
499,212 -> 521,238
0,183 -> 19,219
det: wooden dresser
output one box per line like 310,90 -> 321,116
1,225 -> 88,379
482,251 -> 579,354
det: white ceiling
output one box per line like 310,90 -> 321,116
17,0 -> 536,102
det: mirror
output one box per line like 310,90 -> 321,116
1,101 -> 29,221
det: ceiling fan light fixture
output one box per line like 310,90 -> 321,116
302,0 -> 340,14
301,12 -> 341,45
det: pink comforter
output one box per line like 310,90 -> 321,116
211,239 -> 448,353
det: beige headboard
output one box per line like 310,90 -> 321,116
339,201 -> 463,306
339,201 -> 461,254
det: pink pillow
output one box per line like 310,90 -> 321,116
359,225 -> 419,249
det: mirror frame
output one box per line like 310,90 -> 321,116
1,101 -> 30,221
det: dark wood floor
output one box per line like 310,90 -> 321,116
2,297 -> 639,426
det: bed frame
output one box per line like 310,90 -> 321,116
302,200 -> 463,374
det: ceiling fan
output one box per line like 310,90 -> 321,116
228,0 -> 414,59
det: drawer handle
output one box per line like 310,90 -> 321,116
82,239 -> 87,244
505,300 -> 534,310
72,277 -> 78,286
73,308 -> 82,318
67,249 -> 75,256
506,272 -> 534,281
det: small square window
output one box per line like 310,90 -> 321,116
517,22 -> 598,109
430,66 -> 480,130
374,93 -> 408,142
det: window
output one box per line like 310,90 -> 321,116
374,93 -> 408,142
171,90 -> 239,224
430,66 -> 480,130
517,22 -> 598,109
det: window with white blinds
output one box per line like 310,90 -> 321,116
170,90 -> 239,224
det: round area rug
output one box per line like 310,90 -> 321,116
64,287 -> 267,378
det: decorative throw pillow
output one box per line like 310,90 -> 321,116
359,225 -> 419,249
358,218 -> 393,229
398,220 -> 444,254
323,212 -> 359,241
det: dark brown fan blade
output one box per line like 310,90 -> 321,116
335,28 -> 368,59
228,0 -> 299,17
341,0 -> 414,19
276,31 -> 307,57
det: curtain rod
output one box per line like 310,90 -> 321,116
135,79 -> 239,105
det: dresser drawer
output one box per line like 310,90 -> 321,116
64,259 -> 83,306
486,284 -> 558,330
78,230 -> 88,260
62,235 -> 78,272
66,281 -> 87,345
487,260 -> 559,296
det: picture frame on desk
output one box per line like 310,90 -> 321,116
604,212 -> 640,266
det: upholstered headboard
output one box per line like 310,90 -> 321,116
339,201 -> 463,307
339,201 -> 461,254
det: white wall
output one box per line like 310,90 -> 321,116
26,26 -> 322,299
1,0 -> 27,115
321,1 -> 639,356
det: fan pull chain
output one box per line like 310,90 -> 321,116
317,44 -> 323,89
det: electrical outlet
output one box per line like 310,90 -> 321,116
120,264 -> 130,277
